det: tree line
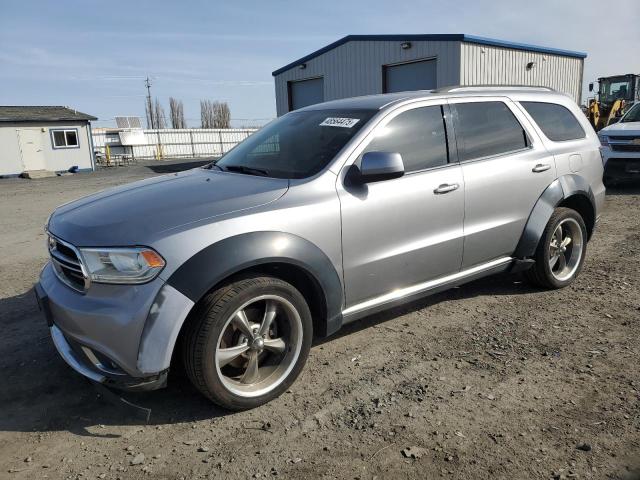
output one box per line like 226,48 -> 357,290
145,98 -> 231,129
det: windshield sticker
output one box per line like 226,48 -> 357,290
320,117 -> 360,128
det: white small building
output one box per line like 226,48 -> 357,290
272,34 -> 587,116
0,106 -> 97,177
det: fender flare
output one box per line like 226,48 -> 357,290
166,231 -> 344,337
514,174 -> 596,259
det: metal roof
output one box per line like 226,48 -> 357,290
0,106 -> 97,123
272,34 -> 588,76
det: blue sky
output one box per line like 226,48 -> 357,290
1,0 -> 638,127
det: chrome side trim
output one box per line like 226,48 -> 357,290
50,325 -> 106,384
342,257 -> 513,316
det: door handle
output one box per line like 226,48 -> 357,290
433,183 -> 459,194
532,163 -> 551,173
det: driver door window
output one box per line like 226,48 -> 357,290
361,105 -> 449,172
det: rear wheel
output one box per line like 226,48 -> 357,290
524,207 -> 587,289
182,276 -> 312,410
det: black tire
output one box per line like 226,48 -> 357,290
524,207 -> 588,289
182,276 -> 312,410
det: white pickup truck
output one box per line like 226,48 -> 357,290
599,102 -> 640,185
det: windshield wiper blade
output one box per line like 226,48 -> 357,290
222,165 -> 270,177
203,162 -> 223,171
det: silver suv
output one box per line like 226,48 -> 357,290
35,87 -> 605,410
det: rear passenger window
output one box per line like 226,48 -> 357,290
520,101 -> 586,141
362,106 -> 448,172
454,102 -> 529,161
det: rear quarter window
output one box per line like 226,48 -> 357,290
520,101 -> 586,142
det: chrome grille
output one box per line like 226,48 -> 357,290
48,235 -> 89,292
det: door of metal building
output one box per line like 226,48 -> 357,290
383,59 -> 437,93
17,128 -> 47,171
288,77 -> 324,111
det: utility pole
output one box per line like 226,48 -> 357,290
145,76 -> 162,159
145,77 -> 155,129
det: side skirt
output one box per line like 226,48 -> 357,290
342,257 -> 513,324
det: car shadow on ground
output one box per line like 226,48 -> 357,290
316,271 -> 538,345
0,270 -> 536,437
0,288 -> 230,438
605,182 -> 640,195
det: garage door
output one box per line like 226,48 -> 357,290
384,59 -> 437,93
289,77 -> 324,111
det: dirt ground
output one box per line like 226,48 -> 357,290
0,161 -> 638,480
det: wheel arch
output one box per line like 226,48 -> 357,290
166,232 -> 344,340
514,174 -> 596,259
558,194 -> 595,239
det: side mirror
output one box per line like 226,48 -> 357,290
588,83 -> 594,92
608,117 -> 620,125
358,151 -> 404,183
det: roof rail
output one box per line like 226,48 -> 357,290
435,85 -> 556,93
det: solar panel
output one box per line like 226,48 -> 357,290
115,116 -> 142,129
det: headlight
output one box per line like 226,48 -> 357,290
79,247 -> 165,284
598,134 -> 609,147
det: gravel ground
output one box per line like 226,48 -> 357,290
0,161 -> 638,480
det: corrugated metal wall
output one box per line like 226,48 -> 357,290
459,42 -> 583,103
274,40 -> 462,116
274,40 -> 584,115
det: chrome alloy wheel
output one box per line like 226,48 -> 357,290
548,218 -> 584,282
214,295 -> 303,397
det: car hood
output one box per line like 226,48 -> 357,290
48,168 -> 289,246
601,121 -> 640,136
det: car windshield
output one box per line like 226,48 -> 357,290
621,103 -> 640,123
215,109 -> 376,179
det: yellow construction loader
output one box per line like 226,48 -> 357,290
587,74 -> 639,130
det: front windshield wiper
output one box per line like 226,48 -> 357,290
202,162 -> 224,171
221,165 -> 271,177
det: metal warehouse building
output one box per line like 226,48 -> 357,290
0,106 -> 97,177
272,34 -> 586,116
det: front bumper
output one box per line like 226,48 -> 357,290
35,280 -> 168,391
601,147 -> 640,182
36,261 -> 194,391
50,323 -> 168,391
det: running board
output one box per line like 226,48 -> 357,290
342,257 -> 513,322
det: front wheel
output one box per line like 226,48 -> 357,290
524,207 -> 588,289
182,276 -> 313,410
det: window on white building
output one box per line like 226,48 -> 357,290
51,129 -> 79,148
